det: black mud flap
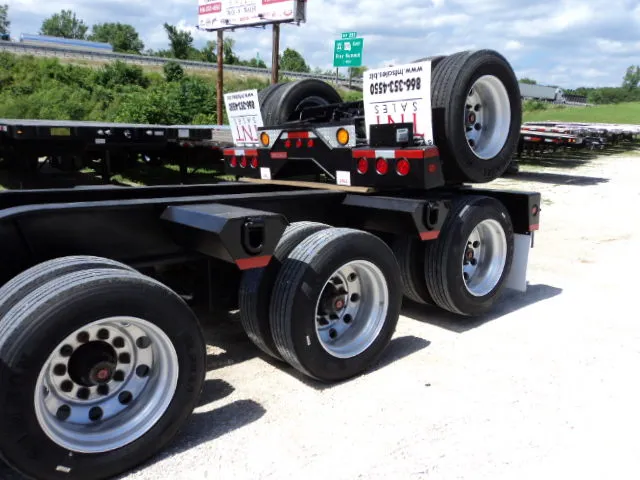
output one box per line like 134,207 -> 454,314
161,203 -> 288,270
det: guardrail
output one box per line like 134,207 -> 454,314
0,40 -> 364,89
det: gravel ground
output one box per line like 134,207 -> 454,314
2,143 -> 640,480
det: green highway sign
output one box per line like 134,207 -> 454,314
334,38 -> 364,67
341,32 -> 357,39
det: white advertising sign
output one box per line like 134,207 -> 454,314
198,0 -> 306,30
223,89 -> 263,146
362,61 -> 434,146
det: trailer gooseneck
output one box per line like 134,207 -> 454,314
0,49 -> 541,480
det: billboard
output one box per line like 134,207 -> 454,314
198,0 -> 307,30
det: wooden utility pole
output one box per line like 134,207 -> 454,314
271,23 -> 280,84
217,29 -> 224,124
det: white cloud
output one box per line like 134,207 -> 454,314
4,0 -> 640,88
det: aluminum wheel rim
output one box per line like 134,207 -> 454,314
34,316 -> 179,454
462,219 -> 508,297
314,260 -> 389,359
464,75 -> 511,160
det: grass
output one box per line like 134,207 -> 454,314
524,102 -> 640,124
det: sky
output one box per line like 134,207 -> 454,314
6,0 -> 640,89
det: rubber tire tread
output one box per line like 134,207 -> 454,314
391,236 -> 435,305
0,268 -> 206,480
266,79 -> 343,126
239,221 -> 331,359
0,255 -> 136,324
269,228 -> 402,381
424,196 -> 514,316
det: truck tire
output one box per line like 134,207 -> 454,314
258,83 -> 286,108
261,79 -> 343,126
0,268 -> 206,480
424,196 -> 514,316
269,228 -> 402,382
413,55 -> 446,68
0,256 -> 136,322
391,236 -> 435,305
239,221 -> 331,360
431,50 -> 522,183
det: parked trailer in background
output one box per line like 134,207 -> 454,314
0,49 -> 542,480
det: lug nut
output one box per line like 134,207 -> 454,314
329,329 -> 338,339
350,293 -> 360,303
56,405 -> 71,421
136,365 -> 150,378
113,370 -> 125,382
119,391 -> 133,405
76,331 -> 90,344
119,353 -> 131,364
53,364 -> 67,376
77,388 -> 90,400
89,407 -> 103,422
97,385 -> 110,396
344,314 -> 353,325
97,329 -> 110,340
61,380 -> 73,393
136,337 -> 151,349
113,337 -> 125,348
60,345 -> 74,357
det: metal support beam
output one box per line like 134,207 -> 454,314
271,23 -> 280,84
217,29 -> 224,124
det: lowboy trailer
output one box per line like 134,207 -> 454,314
0,49 -> 541,480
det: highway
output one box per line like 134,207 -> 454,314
0,40 -> 364,89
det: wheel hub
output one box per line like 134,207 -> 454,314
463,75 -> 511,160
314,261 -> 389,359
461,219 -> 508,297
34,317 -> 179,454
90,362 -> 116,384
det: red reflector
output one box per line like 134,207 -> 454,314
307,139 -> 314,148
428,163 -> 437,174
250,156 -> 259,169
357,157 -> 369,174
287,131 -> 309,139
376,158 -> 389,175
396,158 -> 410,176
285,140 -> 292,148
296,139 -> 303,148
230,156 -> 237,167
239,157 -> 248,168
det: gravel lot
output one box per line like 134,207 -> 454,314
3,144 -> 640,480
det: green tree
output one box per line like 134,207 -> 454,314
163,61 -> 184,82
279,48 -> 309,73
0,4 -> 10,37
201,40 -> 217,63
622,65 -> 640,90
519,78 -> 537,85
163,23 -> 193,59
89,23 -> 144,53
223,38 -> 239,64
40,10 -> 88,39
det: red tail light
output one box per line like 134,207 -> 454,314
296,139 -> 303,148
239,157 -> 248,168
376,158 -> 389,175
230,156 -> 237,167
357,157 -> 369,174
396,158 -> 410,176
307,139 -> 315,148
250,156 -> 259,169
285,140 -> 292,148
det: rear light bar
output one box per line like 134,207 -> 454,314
353,147 -> 439,177
224,148 -> 259,169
